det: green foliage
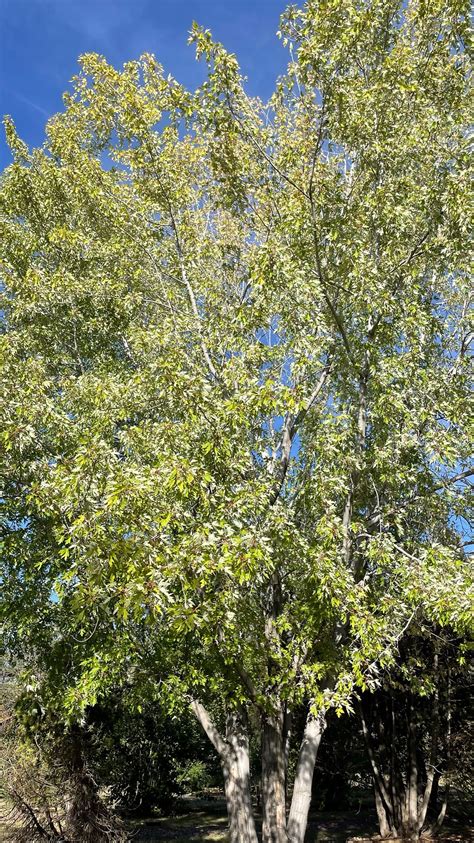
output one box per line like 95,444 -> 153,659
86,694 -> 221,812
176,760 -> 214,794
0,0 -> 472,734
1,668 -> 220,838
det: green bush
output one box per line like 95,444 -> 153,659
176,760 -> 213,794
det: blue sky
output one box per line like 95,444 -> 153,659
0,0 -> 290,168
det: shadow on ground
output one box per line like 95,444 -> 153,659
129,798 -> 473,842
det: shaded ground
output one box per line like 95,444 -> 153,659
130,796 -> 374,841
131,812 -> 373,842
1,796 -> 472,842
129,799 -> 473,843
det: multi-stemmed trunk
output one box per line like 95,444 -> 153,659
361,694 -> 423,840
261,703 -> 328,843
192,697 -> 327,843
360,680 -> 451,842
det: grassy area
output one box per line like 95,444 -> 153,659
132,810 -> 229,842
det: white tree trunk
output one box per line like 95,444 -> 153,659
224,710 -> 259,843
287,710 -> 326,843
262,710 -> 288,843
191,701 -> 258,843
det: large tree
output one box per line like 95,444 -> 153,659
1,0 -> 472,840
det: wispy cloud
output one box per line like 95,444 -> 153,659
3,89 -> 50,118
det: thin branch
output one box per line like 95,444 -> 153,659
367,466 -> 474,528
235,663 -> 264,712
168,207 -> 219,381
393,544 -> 422,563
432,467 -> 474,492
269,363 -> 331,504
190,699 -> 229,761
308,198 -> 355,365
226,93 -> 308,199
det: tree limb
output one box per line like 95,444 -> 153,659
269,363 -> 330,504
168,208 -> 219,381
190,699 -> 230,762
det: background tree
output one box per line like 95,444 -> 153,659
1,0 -> 472,841
359,627 -> 471,840
0,648 -> 225,841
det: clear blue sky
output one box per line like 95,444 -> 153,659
0,0 -> 289,168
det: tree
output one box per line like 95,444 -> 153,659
1,671 -> 127,843
1,666 -> 221,842
1,0 -> 472,840
359,627 -> 470,840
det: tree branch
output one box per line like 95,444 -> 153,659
432,467 -> 474,493
269,363 -> 330,504
308,199 -> 355,366
168,209 -> 219,381
190,699 -> 230,761
367,466 -> 474,529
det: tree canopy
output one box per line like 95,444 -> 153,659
1,0 -> 472,840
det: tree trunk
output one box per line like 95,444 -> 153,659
283,705 -> 292,797
429,668 -> 452,838
403,697 -> 419,841
374,785 -> 393,839
287,709 -> 326,843
191,700 -> 258,843
360,699 -> 397,838
224,711 -> 258,843
390,691 -> 403,833
262,707 -> 288,843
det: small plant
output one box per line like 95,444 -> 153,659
176,760 -> 213,795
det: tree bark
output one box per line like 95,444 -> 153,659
283,705 -> 292,796
430,668 -> 452,838
224,710 -> 259,843
374,785 -> 393,839
360,699 -> 397,837
404,696 -> 419,841
417,654 -> 440,832
262,707 -> 288,843
191,700 -> 258,843
287,709 -> 326,843
390,691 -> 403,832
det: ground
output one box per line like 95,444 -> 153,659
1,796 -> 472,841
129,799 -> 473,842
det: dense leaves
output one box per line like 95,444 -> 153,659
0,0 -> 472,840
